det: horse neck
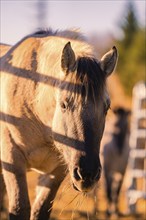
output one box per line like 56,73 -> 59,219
35,71 -> 62,127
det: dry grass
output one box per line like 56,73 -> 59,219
1,171 -> 145,220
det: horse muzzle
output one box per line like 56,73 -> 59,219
71,166 -> 102,192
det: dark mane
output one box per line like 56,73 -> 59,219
31,28 -> 86,41
77,57 -> 105,100
32,28 -> 58,37
62,57 -> 105,103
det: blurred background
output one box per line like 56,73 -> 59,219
1,0 -> 145,97
1,0 -> 145,220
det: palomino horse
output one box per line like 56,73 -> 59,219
103,107 -> 130,216
0,29 -> 118,220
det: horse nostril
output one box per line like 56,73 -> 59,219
94,167 -> 102,181
73,167 -> 93,181
73,167 -> 102,182
73,167 -> 83,181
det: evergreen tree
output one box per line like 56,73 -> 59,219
117,1 -> 145,96
120,2 -> 139,49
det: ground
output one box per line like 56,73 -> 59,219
1,171 -> 146,220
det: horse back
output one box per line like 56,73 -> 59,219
0,43 -> 11,57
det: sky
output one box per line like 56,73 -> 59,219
0,0 -> 145,45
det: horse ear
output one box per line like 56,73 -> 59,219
99,46 -> 118,77
61,42 -> 76,73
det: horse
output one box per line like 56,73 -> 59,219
0,29 -> 118,220
103,107 -> 130,216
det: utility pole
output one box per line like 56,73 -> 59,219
36,0 -> 48,29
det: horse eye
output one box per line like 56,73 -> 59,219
60,101 -> 68,111
105,100 -> 111,113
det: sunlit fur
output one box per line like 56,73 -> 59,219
0,29 -> 117,220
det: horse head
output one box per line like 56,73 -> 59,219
52,42 -> 118,192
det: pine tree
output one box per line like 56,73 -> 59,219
120,2 -> 139,49
117,1 -> 145,96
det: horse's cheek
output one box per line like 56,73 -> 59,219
52,109 -> 66,146
52,108 -> 62,132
